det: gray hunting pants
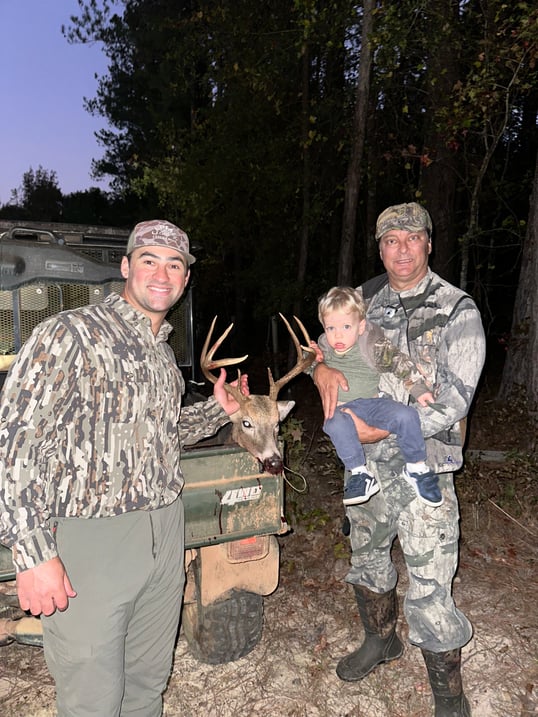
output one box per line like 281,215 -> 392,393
43,499 -> 185,716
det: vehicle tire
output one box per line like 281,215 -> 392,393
182,589 -> 264,665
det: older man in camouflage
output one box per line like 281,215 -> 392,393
0,220 -> 243,716
314,203 -> 485,717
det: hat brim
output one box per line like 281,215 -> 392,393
127,244 -> 197,265
376,224 -> 430,240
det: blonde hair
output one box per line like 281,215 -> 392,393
317,286 -> 366,325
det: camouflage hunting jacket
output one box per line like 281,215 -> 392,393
0,293 -> 229,571
317,321 -> 432,405
361,269 -> 486,473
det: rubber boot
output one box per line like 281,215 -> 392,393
336,584 -> 404,681
422,648 -> 472,716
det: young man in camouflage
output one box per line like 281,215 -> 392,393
313,203 -> 485,717
0,220 -> 244,717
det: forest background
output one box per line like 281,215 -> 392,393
1,0 -> 537,410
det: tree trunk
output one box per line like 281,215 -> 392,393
363,102 -> 380,283
419,1 -> 460,285
337,0 -> 374,285
293,41 -> 311,319
287,42 -> 311,374
498,149 -> 538,411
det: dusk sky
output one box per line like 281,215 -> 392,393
0,1 -> 111,205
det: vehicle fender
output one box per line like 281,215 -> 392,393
187,536 -> 280,607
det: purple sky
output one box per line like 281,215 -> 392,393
0,1 -> 111,204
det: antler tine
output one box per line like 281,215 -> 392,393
268,314 -> 317,400
200,316 -> 248,386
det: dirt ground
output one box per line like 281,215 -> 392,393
0,358 -> 537,717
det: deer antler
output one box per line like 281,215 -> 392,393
200,316 -> 249,400
199,314 -> 316,475
268,314 -> 317,400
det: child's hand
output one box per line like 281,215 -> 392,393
417,391 -> 435,407
310,340 -> 324,363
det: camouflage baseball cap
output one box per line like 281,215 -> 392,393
126,219 -> 196,265
375,202 -> 432,241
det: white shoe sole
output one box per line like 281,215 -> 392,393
343,480 -> 380,506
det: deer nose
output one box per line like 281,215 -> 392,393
261,456 -> 284,475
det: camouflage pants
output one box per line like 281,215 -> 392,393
345,447 -> 472,652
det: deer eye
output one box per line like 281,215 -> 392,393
242,419 -> 252,429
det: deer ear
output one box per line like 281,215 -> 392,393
277,400 -> 295,421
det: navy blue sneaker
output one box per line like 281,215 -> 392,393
403,468 -> 443,507
343,470 -> 380,506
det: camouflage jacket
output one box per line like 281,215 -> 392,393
0,293 -> 229,571
317,321 -> 432,404
361,269 -> 486,473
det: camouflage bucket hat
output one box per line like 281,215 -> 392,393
126,220 -> 196,265
375,202 -> 432,241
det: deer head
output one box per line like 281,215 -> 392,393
200,314 -> 316,474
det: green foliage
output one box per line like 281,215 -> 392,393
64,0 -> 358,325
333,541 -> 349,560
8,166 -> 63,222
280,415 -> 308,472
293,506 -> 332,532
447,2 -> 538,141
60,0 -> 538,344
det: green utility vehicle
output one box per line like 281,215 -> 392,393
0,222 -> 286,664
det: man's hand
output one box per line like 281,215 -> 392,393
16,557 -> 76,617
309,340 -> 324,363
213,368 -> 249,415
416,390 -> 435,407
313,363 -> 348,420
340,409 -> 390,444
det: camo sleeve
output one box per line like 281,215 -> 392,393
415,298 -> 486,438
362,321 -> 432,398
178,397 -> 230,447
0,319 -> 77,569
